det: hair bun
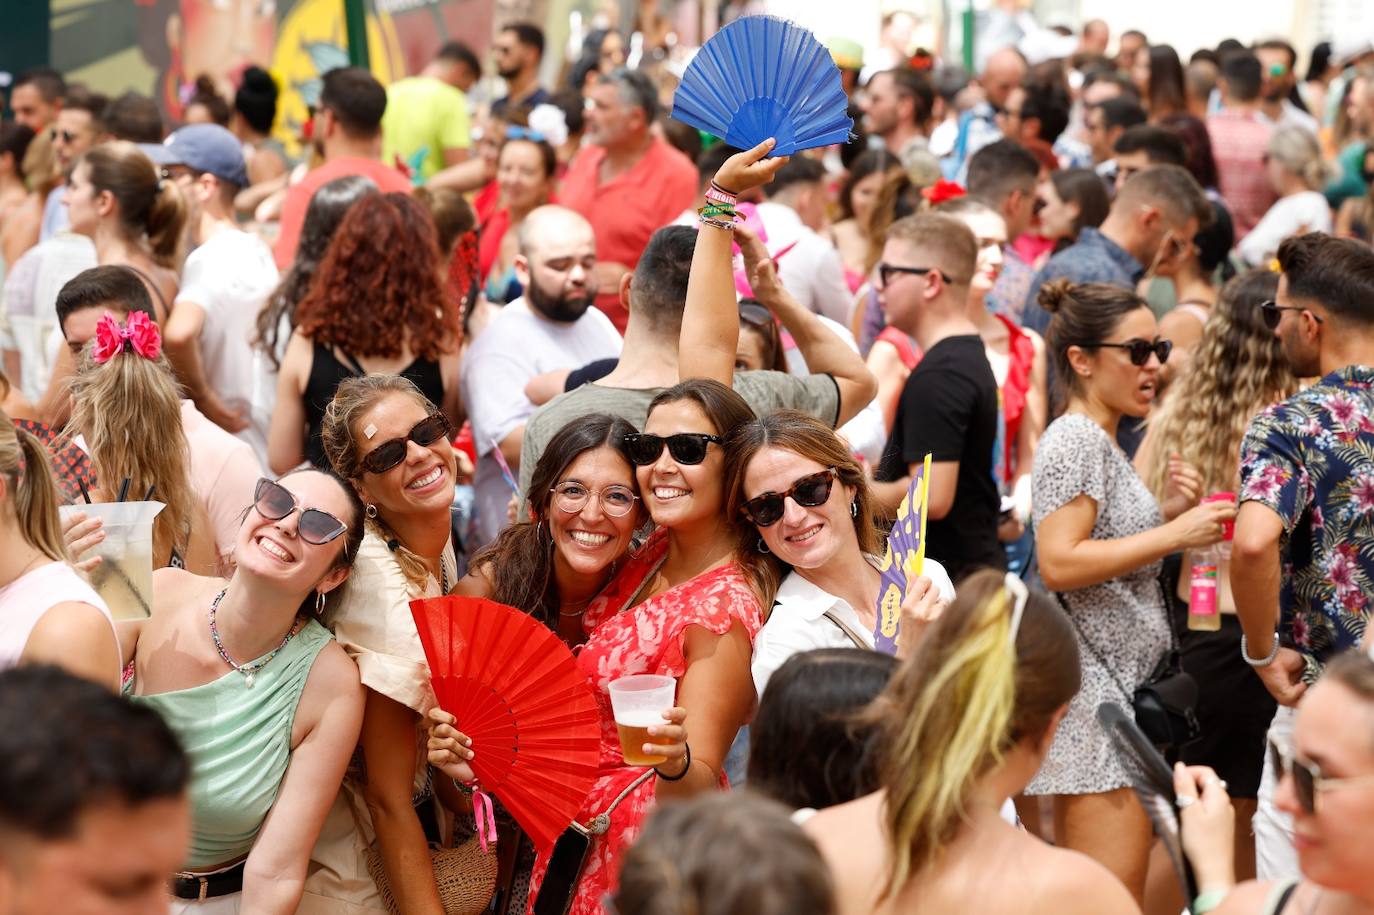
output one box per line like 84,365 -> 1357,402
1037,279 -> 1076,315
240,66 -> 277,98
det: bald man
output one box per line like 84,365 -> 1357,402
981,47 -> 1028,113
945,46 -> 1029,178
1081,19 -> 1109,57
459,205 -> 624,546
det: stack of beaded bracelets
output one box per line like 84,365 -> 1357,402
699,180 -> 739,230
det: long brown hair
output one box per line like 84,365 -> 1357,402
724,410 -> 880,598
863,570 -> 1080,898
294,192 -> 459,363
0,409 -> 68,562
63,343 -> 195,566
79,142 -> 186,268
1143,270 -> 1296,498
471,414 -> 639,625
645,380 -> 772,604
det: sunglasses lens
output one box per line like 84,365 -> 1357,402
666,435 -> 709,465
1156,340 -> 1173,364
625,435 -> 662,466
413,414 -> 450,447
256,480 -> 293,519
794,473 -> 834,507
745,494 -> 785,527
1128,341 -> 1152,365
299,508 -> 345,544
1261,304 -> 1280,331
363,440 -> 407,474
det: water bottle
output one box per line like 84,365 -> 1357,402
1188,491 -> 1236,632
1187,542 -> 1222,632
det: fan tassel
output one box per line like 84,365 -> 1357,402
472,785 -> 497,853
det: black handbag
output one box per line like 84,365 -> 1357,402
1056,583 -> 1201,754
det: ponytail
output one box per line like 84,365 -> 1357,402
145,178 -> 187,268
861,570 -> 1080,899
11,425 -> 68,562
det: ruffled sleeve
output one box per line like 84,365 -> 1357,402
326,531 -> 438,715
657,564 -> 765,680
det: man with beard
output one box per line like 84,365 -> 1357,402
1232,232 -> 1374,880
491,22 -> 550,115
461,205 -> 622,546
860,68 -> 936,161
1254,39 -> 1320,135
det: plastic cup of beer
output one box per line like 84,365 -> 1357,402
608,674 -> 676,766
59,501 -> 164,621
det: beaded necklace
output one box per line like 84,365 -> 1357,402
208,588 -> 300,688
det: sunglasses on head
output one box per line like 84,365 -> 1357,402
360,413 -> 452,475
1086,337 -> 1173,366
253,478 -> 349,546
1259,299 -> 1325,332
740,467 -> 838,527
1269,738 -> 1374,817
623,432 -> 721,467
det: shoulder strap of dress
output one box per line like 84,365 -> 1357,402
1265,879 -> 1303,915
822,609 -> 869,650
333,347 -> 367,377
122,264 -> 171,321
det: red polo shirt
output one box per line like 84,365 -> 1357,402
558,137 -> 697,332
273,157 -> 412,270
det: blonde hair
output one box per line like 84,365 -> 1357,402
79,142 -> 187,268
0,408 -> 68,562
1144,270 -> 1298,499
862,570 -> 1079,898
1267,126 -> 1339,190
320,374 -> 437,593
63,345 -> 195,567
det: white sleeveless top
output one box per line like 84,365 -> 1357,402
0,561 -> 113,670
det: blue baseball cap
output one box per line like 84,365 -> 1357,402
163,124 -> 249,188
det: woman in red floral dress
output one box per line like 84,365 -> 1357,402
433,379 -> 770,914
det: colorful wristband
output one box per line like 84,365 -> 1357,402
706,181 -> 739,206
1192,888 -> 1230,914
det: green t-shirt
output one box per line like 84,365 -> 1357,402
381,75 -> 472,182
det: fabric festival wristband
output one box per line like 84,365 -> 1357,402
699,204 -> 738,220
705,182 -> 738,206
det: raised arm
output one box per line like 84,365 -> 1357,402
678,138 -> 787,385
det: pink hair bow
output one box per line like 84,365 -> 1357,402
91,311 -> 161,364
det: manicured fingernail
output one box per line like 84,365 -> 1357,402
647,726 -> 659,736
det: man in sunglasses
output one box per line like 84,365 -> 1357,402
461,205 -> 622,545
40,86 -> 109,243
1231,232 -> 1374,879
869,212 -> 1005,582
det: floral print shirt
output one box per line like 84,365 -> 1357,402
1239,366 -> 1374,681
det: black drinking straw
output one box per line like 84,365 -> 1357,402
77,478 -> 92,505
116,478 -> 131,503
143,484 -> 156,501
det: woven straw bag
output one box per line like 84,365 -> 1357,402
366,837 -> 496,915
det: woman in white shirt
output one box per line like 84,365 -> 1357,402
1238,126 -> 1336,267
724,410 -> 955,698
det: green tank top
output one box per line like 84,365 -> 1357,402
128,619 -> 333,869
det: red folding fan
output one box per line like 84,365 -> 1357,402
410,596 -> 601,851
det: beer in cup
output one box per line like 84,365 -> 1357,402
607,674 -> 676,766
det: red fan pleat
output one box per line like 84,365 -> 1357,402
410,596 -> 601,851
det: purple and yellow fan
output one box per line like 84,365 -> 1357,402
671,16 -> 854,156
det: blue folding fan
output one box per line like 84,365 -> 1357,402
671,16 -> 854,156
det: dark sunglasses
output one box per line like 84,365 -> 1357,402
1088,337 -> 1173,366
877,262 -> 954,289
738,301 -> 775,330
623,432 -> 721,467
740,468 -> 838,527
49,128 -> 77,144
1260,299 -> 1325,332
1269,738 -> 1374,816
253,478 -> 349,546
360,413 -> 452,475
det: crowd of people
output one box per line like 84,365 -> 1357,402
2,9 -> 1374,915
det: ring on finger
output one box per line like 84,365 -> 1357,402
1175,795 -> 1197,809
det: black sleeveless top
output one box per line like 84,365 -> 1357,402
302,342 -> 445,469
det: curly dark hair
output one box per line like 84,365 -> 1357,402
294,192 -> 459,362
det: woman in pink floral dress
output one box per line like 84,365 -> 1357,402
434,379 -> 769,914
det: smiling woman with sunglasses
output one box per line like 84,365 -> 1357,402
305,373 -> 465,913
1178,648 -> 1374,915
121,467 -> 365,912
725,410 -> 955,701
1031,279 -> 1235,903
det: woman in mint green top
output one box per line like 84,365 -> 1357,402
122,469 -> 366,912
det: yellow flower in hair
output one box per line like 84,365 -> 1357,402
1269,258 -> 1282,273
